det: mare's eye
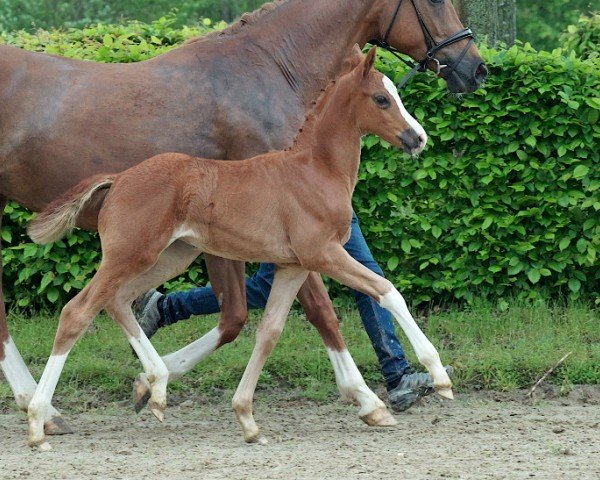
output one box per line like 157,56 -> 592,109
373,94 -> 391,109
430,0 -> 444,4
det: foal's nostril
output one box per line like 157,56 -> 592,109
475,62 -> 488,83
418,133 -> 427,150
400,129 -> 421,153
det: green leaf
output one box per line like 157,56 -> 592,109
559,238 -> 571,251
482,216 -> 494,230
387,256 -> 399,271
413,170 -> 428,181
568,278 -> 581,293
46,287 -> 59,303
39,272 -> 54,292
401,239 -> 411,254
527,269 -> 541,284
573,165 -> 589,179
431,226 -> 442,239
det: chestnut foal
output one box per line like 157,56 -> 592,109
27,48 -> 451,447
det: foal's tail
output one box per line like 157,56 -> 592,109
28,174 -> 116,244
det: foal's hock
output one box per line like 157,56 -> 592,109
26,48 -> 450,448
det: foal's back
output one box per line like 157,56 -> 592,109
98,151 -> 320,265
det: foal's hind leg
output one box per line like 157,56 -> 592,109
27,276 -> 116,447
159,255 -> 247,379
232,266 -> 309,444
297,273 -> 396,426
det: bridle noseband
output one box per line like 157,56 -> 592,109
371,0 -> 475,89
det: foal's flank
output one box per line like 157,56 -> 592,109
27,47 -> 449,447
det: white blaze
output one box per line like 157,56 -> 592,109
383,75 -> 427,146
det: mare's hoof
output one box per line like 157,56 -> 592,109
44,415 -> 74,436
133,375 -> 151,413
360,407 -> 398,427
436,387 -> 454,400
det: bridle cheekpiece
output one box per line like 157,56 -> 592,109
371,0 -> 475,89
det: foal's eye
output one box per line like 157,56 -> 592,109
373,94 -> 391,109
430,0 -> 444,4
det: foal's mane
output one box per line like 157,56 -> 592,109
185,0 -> 288,44
286,79 -> 339,151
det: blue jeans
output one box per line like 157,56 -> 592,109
160,212 -> 410,389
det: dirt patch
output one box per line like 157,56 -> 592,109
1,388 -> 599,480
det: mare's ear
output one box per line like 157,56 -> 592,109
342,44 -> 364,74
362,46 -> 377,79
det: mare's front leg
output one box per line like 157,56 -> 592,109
306,245 -> 453,399
232,266 -> 309,444
0,198 -> 71,435
296,272 -> 396,426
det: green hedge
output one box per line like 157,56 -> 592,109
559,12 -> 600,62
1,20 -> 598,309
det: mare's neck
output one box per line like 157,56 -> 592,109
236,0 -> 378,106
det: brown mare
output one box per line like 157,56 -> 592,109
0,0 -> 487,434
27,47 -> 450,447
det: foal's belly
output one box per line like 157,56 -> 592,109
174,224 -> 299,266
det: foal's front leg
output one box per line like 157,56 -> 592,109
308,245 -> 453,399
232,266 -> 309,444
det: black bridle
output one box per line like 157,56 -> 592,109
371,0 -> 475,89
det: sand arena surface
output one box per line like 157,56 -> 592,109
1,387 -> 599,480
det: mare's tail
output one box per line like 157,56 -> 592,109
28,174 -> 116,244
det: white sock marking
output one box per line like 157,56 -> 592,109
327,348 -> 384,416
162,327 -> 221,378
379,288 -> 449,386
1,336 -> 38,410
28,353 -> 68,429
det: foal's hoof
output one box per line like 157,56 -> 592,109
245,432 -> 269,445
436,387 -> 454,400
133,375 -> 151,413
360,407 -> 398,427
44,415 -> 74,436
149,400 -> 166,423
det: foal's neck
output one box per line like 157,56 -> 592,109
297,81 -> 363,193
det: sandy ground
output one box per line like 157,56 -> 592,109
1,387 -> 599,480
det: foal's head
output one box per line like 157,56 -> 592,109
345,47 -> 427,156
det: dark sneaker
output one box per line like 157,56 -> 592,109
387,366 -> 454,412
133,289 -> 165,340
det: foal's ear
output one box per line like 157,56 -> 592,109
362,46 -> 377,79
343,44 -> 364,74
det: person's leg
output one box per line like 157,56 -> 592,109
134,263 -> 276,336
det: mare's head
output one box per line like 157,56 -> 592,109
344,47 -> 427,156
370,0 -> 488,92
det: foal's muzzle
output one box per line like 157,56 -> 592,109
399,129 -> 426,155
